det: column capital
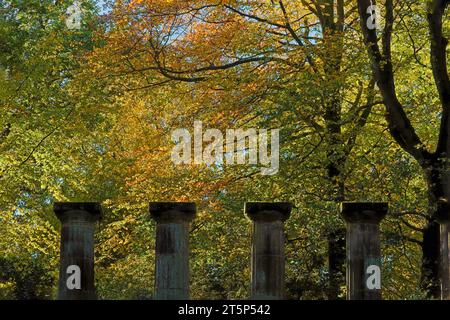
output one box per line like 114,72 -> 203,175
245,202 -> 292,222
340,202 -> 388,224
54,202 -> 102,223
149,202 -> 196,223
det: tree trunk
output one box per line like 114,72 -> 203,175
328,228 -> 346,299
421,220 -> 441,298
421,164 -> 450,299
324,97 -> 347,299
321,0 -> 350,300
356,0 -> 450,300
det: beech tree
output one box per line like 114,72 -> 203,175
357,0 -> 449,298
97,0 -> 386,298
1,0 -> 447,300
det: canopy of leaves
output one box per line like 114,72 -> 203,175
0,0 -> 448,300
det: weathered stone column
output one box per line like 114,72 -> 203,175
245,202 -> 292,300
440,223 -> 450,299
340,202 -> 388,300
436,202 -> 450,300
54,202 -> 102,300
149,202 -> 196,300
448,224 -> 450,299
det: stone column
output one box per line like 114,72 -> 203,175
448,224 -> 450,299
149,202 -> 196,300
340,202 -> 388,300
436,202 -> 450,300
245,202 -> 292,300
440,223 -> 450,299
54,202 -> 102,300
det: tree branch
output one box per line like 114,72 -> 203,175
357,0 -> 432,166
428,0 -> 450,155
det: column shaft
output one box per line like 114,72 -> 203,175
341,202 -> 387,300
54,202 -> 102,300
440,223 -> 450,299
245,202 -> 292,300
150,202 -> 196,300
